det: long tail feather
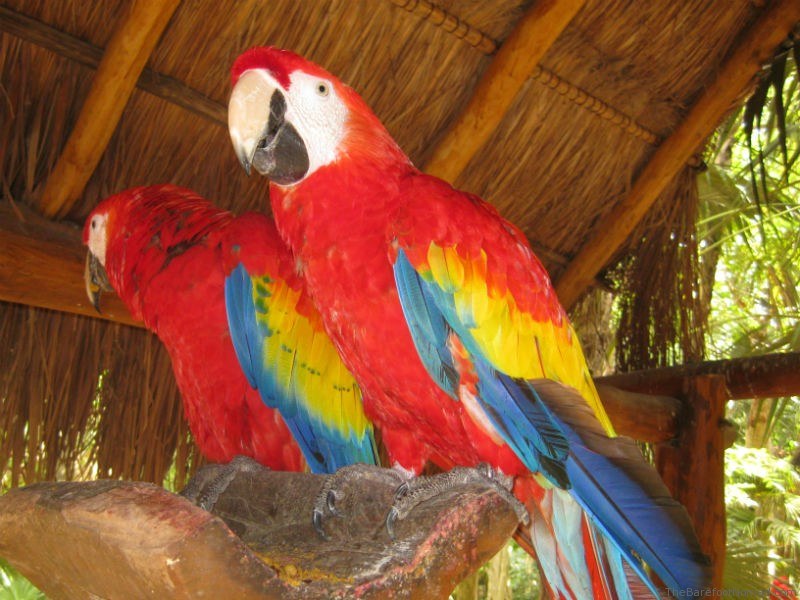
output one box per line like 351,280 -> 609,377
529,379 -> 711,595
497,375 -> 711,598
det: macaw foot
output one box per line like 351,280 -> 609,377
180,455 -> 265,512
312,463 -> 407,539
385,464 -> 529,539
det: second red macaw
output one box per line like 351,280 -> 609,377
228,47 -> 711,598
83,184 -> 377,475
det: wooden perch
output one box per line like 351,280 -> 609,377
424,0 -> 587,182
598,351 -> 800,400
0,201 -> 140,326
555,0 -> 800,308
37,0 -> 181,219
0,465 -> 519,599
0,5 -> 225,127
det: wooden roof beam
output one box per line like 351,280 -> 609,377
424,0 -> 588,181
36,0 -> 181,219
0,6 -> 224,127
555,0 -> 800,308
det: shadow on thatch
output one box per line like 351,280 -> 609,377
0,303 -> 199,488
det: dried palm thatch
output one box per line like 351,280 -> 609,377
0,303 -> 199,488
0,0 -> 796,487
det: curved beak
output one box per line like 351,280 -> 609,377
229,70 -> 277,176
228,70 -> 309,185
84,252 -> 112,313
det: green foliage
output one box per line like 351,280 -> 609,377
725,446 -> 800,586
507,541 -> 540,599
701,44 -> 800,594
0,560 -> 44,600
450,542 -> 541,599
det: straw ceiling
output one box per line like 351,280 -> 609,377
1,0 -> 798,485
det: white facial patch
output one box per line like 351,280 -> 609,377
87,213 -> 109,265
284,71 -> 348,178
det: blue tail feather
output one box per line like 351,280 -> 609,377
479,367 -> 710,595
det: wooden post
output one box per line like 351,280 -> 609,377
655,375 -> 727,591
36,0 -> 181,219
555,0 -> 800,308
424,0 -> 587,182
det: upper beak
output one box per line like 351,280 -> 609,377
229,70 -> 279,177
84,252 -> 112,313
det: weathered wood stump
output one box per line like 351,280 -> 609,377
0,465 -> 518,598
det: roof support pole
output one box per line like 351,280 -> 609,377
655,375 -> 727,590
36,0 -> 181,219
555,0 -> 800,308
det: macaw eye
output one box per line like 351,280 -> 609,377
91,218 -> 98,230
316,82 -> 329,97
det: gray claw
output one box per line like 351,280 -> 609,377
312,507 -> 330,540
393,481 -> 410,502
385,506 -> 400,540
327,489 -> 341,516
382,465 -> 530,539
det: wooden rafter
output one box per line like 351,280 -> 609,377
0,6 -> 224,127
36,0 -> 181,219
423,0 -> 587,181
598,351 -> 800,400
595,385 -> 681,443
555,0 -> 800,308
389,0 -> 497,54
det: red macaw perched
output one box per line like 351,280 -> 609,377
83,184 -> 377,475
228,47 -> 711,598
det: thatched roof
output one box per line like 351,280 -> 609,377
1,0 -> 798,486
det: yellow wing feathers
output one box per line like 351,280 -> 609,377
424,244 -> 615,435
251,275 -> 371,439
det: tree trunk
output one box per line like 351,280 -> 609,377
744,397 -> 773,448
568,288 -> 616,376
485,544 -> 511,600
452,570 -> 480,600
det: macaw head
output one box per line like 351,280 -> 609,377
228,46 -> 407,186
83,195 -> 122,313
84,184 -> 234,315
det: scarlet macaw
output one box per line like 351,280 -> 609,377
227,47 -> 711,598
83,184 -> 377,475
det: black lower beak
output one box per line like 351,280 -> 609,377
84,252 -> 112,313
248,90 -> 309,185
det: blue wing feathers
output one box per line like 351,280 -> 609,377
394,251 -> 460,397
224,263 -> 260,389
225,263 -> 378,473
